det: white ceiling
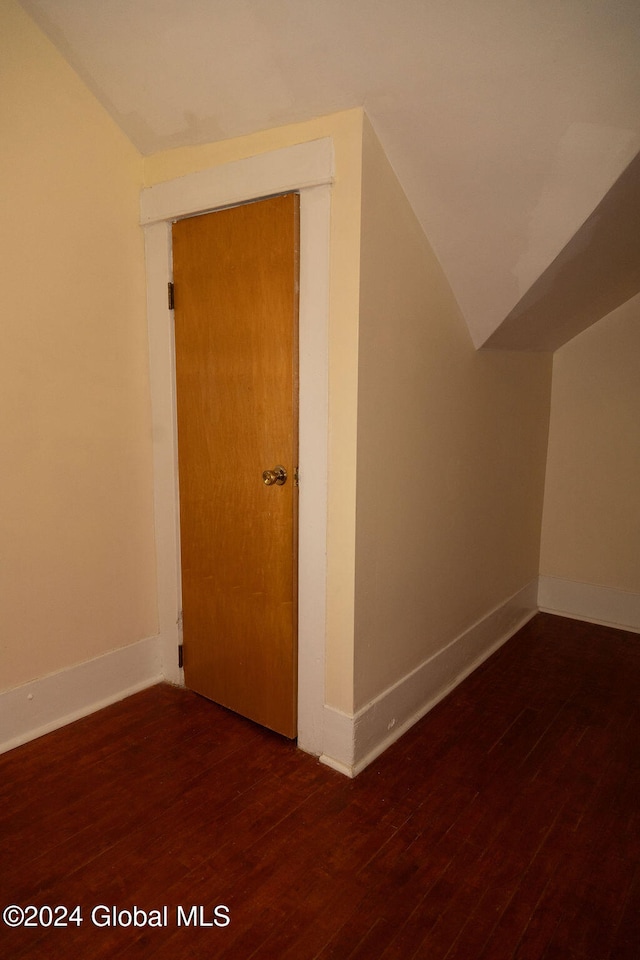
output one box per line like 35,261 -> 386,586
20,0 -> 640,347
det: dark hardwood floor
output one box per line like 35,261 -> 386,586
1,613 -> 638,959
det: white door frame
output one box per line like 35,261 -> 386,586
140,138 -> 333,756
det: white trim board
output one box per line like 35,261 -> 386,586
0,636 -> 162,755
320,580 -> 538,777
141,138 -> 333,759
140,139 -> 334,226
538,576 -> 640,634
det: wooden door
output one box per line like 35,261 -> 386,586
172,193 -> 299,738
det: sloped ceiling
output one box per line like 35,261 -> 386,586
19,0 -> 640,349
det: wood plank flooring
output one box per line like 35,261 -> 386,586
1,613 -> 638,959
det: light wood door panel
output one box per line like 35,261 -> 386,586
172,193 -> 299,738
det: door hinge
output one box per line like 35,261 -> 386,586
178,643 -> 184,669
168,281 -> 175,310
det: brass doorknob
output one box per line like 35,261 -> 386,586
262,465 -> 287,486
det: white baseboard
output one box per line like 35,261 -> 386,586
12,578 -> 634,771
320,580 -> 538,777
0,636 -> 163,755
319,704 -> 355,775
538,576 -> 640,634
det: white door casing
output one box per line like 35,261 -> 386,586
140,139 -> 333,757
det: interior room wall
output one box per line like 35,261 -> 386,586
354,116 -> 553,712
539,293 -> 640,630
1,0 -> 158,693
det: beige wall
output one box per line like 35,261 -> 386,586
540,294 -> 640,594
1,1 -> 157,691
6,0 -> 632,752
354,118 -> 553,709
145,109 -> 364,713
